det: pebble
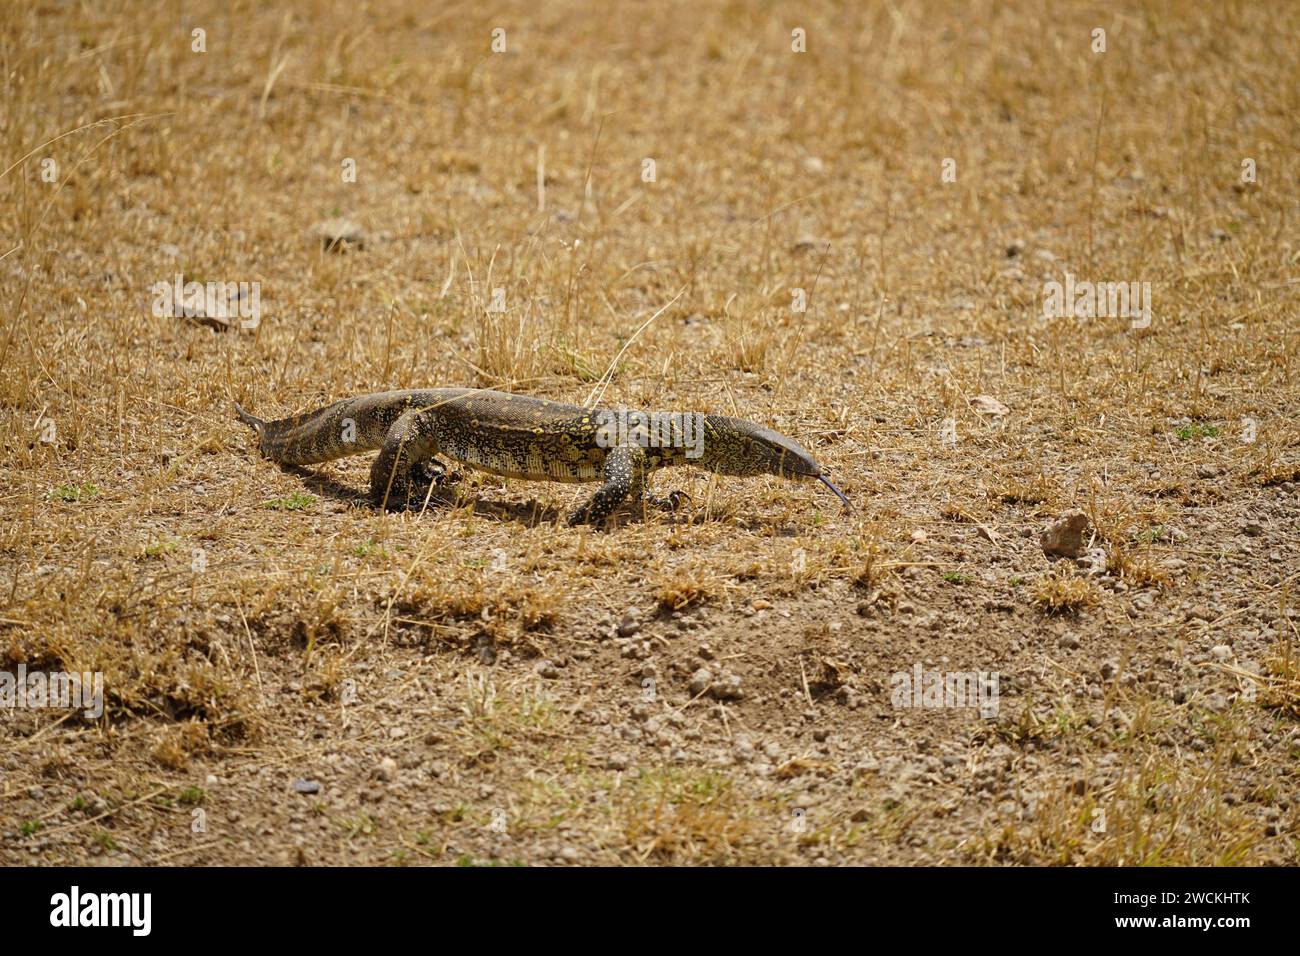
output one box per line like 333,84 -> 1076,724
292,779 -> 321,795
712,672 -> 745,700
689,668 -> 712,695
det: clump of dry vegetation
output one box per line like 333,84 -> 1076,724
1033,569 -> 1101,615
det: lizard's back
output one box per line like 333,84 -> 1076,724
430,389 -> 607,482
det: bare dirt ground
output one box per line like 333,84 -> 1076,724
2,0 -> 1298,866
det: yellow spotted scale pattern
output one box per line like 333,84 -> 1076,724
235,388 -> 849,525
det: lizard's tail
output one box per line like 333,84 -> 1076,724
234,401 -> 266,439
232,392 -> 423,465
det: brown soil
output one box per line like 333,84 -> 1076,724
1,0 -> 1298,865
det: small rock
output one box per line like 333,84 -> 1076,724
712,671 -> 745,700
374,757 -> 398,782
1041,509 -> 1090,559
617,610 -> 642,637
606,754 -> 630,771
970,395 -> 1010,418
292,779 -> 321,795
1078,547 -> 1108,575
311,217 -> 365,252
1210,645 -> 1234,661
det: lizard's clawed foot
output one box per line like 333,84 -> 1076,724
645,490 -> 691,512
566,505 -> 593,526
375,461 -> 458,511
414,459 -> 461,487
566,502 -> 619,527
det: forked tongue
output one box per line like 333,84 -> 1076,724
817,474 -> 851,511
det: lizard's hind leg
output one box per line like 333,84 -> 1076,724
413,457 -> 460,487
369,407 -> 442,511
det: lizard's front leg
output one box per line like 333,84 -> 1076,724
369,407 -> 441,510
629,469 -> 690,514
567,446 -> 643,526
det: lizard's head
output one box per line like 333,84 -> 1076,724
700,415 -> 850,510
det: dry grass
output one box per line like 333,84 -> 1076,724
1033,568 -> 1101,615
1,0 -> 1298,865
